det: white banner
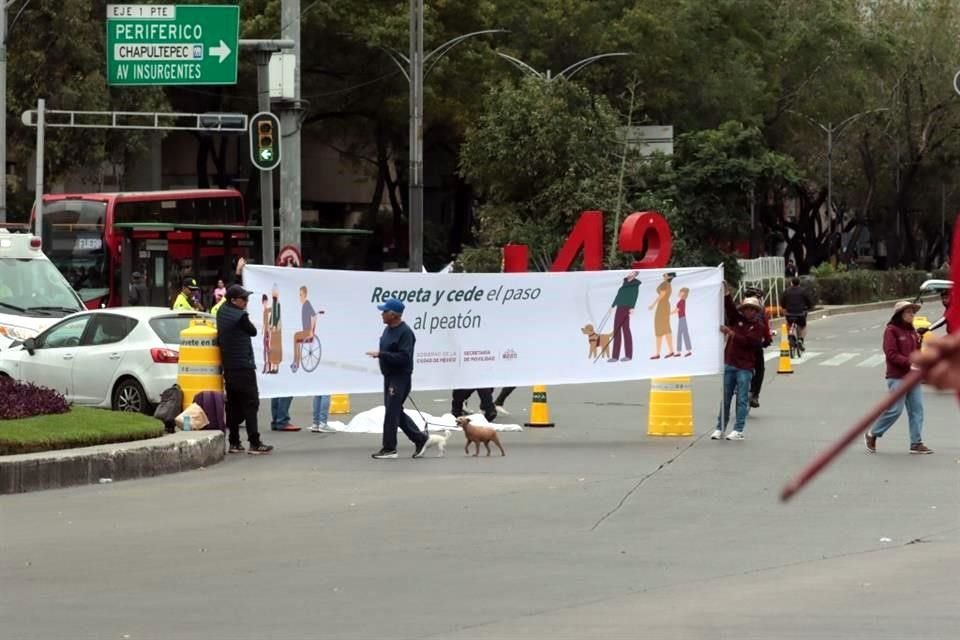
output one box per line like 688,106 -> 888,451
242,266 -> 724,397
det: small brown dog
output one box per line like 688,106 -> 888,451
581,324 -> 613,359
455,416 -> 506,457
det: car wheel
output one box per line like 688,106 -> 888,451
112,378 -> 149,414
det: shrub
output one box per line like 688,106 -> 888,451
0,377 -> 70,420
813,269 -> 930,305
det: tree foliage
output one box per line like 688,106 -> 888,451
7,0 -> 960,270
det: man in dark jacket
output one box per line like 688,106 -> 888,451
366,297 -> 428,459
745,287 -> 774,408
782,278 -> 813,343
217,283 -> 273,455
712,291 -> 766,441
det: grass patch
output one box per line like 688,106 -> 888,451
0,407 -> 164,456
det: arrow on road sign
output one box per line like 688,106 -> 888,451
209,40 -> 232,63
260,148 -> 273,161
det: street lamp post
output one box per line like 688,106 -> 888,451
788,108 -> 889,249
496,52 -> 632,82
379,22 -> 504,272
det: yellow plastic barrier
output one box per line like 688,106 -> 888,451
524,385 -> 555,428
330,393 -> 352,415
647,377 -> 694,437
177,319 -> 222,409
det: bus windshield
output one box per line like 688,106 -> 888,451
0,257 -> 84,318
40,200 -> 109,302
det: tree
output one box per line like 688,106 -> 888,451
6,0 -> 168,219
635,121 -> 801,265
457,77 -> 620,271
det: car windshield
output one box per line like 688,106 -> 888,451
40,200 -> 110,303
0,257 -> 85,318
149,314 -> 208,344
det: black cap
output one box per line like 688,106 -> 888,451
183,277 -> 199,290
226,284 -> 251,300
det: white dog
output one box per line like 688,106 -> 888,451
422,430 -> 452,457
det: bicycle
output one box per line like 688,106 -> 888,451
787,315 -> 805,359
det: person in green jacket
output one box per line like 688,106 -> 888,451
608,271 -> 641,362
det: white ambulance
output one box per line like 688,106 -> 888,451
0,229 -> 85,350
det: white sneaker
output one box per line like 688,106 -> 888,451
726,431 -> 745,441
310,423 -> 335,433
495,405 -> 510,415
710,429 -> 724,440
309,424 -> 323,432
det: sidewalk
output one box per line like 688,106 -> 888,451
0,430 -> 224,494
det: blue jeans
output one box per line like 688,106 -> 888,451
270,396 -> 293,429
716,365 -> 753,433
312,395 -> 330,425
870,378 -> 924,444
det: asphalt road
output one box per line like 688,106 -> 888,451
2,307 -> 958,639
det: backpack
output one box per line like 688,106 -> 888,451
153,384 -> 184,433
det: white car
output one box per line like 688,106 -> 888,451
0,308 -> 212,413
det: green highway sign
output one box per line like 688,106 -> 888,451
106,4 -> 240,86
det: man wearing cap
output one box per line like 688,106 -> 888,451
366,298 -> 429,459
865,301 -> 932,454
172,277 -> 204,312
217,283 -> 273,455
712,288 -> 766,441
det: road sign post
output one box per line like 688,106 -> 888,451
106,4 -> 240,86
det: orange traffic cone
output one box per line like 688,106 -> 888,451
777,323 -> 794,374
524,385 -> 555,428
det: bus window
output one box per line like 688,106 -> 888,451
40,200 -> 109,303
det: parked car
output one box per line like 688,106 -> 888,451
0,308 -> 212,413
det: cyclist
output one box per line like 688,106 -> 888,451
782,277 -> 813,346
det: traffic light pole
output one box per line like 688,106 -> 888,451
255,50 -> 275,266
279,0 -> 302,255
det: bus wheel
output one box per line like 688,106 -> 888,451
113,377 -> 149,414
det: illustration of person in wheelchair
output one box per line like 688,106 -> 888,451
291,285 -> 324,373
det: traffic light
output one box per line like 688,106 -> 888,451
249,111 -> 281,171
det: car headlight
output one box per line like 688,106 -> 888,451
0,324 -> 37,341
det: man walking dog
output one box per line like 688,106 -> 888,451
366,298 -> 429,459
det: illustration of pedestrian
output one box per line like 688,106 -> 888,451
261,294 -> 271,374
649,272 -> 677,359
268,284 -> 283,373
607,271 -> 641,362
673,287 -> 692,356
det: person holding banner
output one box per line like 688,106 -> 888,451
366,298 -> 429,460
712,291 -> 766,441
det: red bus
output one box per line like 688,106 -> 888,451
34,189 -> 248,308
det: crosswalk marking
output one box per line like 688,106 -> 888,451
820,352 -> 859,366
857,353 -> 887,368
760,350 -> 885,368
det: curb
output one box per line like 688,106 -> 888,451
0,430 -> 225,494
812,295 -> 940,320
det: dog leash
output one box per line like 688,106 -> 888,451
406,395 -> 454,435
